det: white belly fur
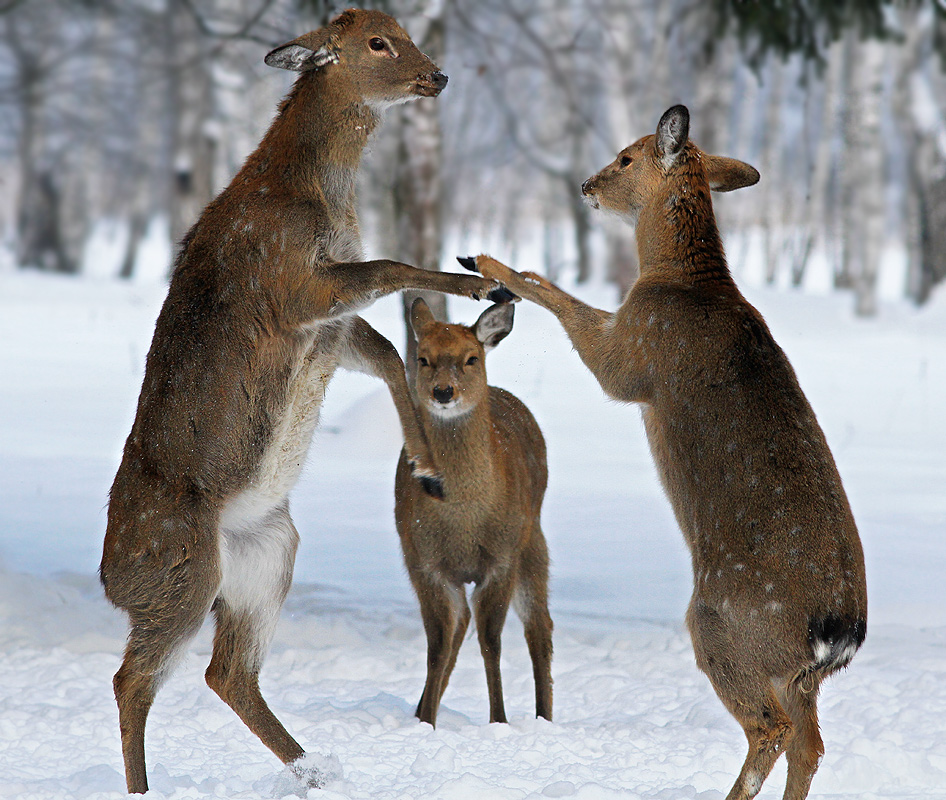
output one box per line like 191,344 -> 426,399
215,226 -> 359,631
216,334 -> 340,627
220,344 -> 340,533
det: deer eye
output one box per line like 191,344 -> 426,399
465,356 -> 479,366
621,155 -> 632,167
369,37 -> 387,52
418,356 -> 429,367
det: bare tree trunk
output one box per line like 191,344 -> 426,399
566,166 -> 593,283
6,11 -> 78,273
604,227 -> 638,301
166,0 -> 217,260
118,210 -> 148,280
795,40 -> 843,287
760,59 -> 784,285
394,8 -> 446,389
841,35 -> 886,316
895,6 -> 946,305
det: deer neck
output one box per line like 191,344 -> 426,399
422,403 -> 497,482
242,71 -> 380,213
635,161 -> 732,286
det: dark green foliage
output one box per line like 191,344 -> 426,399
704,0 -> 946,71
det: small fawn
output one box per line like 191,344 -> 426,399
100,10 -> 510,794
464,105 -> 866,800
394,298 -> 553,728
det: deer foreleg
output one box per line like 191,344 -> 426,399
339,317 -> 444,497
462,255 -> 649,403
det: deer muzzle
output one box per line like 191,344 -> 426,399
415,70 -> 448,97
432,385 -> 454,404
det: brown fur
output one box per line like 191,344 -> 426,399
394,299 -> 553,728
467,105 -> 866,800
100,10 -> 509,794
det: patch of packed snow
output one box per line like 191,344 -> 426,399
1,256 -> 945,798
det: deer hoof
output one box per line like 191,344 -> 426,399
457,255 -> 477,272
488,285 -> 519,304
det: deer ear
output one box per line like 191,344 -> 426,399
265,31 -> 339,72
473,303 -> 514,351
704,155 -> 760,192
409,298 -> 436,340
656,104 -> 689,168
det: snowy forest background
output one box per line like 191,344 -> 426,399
2,2 -> 946,799
2,0 -> 946,318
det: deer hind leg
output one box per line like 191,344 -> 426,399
688,600 -> 793,800
207,502 -> 304,765
776,677 -> 824,800
513,532 -> 553,721
414,577 -> 466,726
472,570 -> 516,724
106,515 -> 220,794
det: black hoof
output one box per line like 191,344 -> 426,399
488,286 -> 519,304
457,255 -> 478,272
419,474 -> 445,499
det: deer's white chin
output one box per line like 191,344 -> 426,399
426,400 -> 472,421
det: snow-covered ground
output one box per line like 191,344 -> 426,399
1,245 -> 945,799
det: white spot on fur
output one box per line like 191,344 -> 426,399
745,770 -> 763,797
812,640 -> 831,662
765,601 -> 782,614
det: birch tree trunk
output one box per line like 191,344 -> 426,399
796,39 -> 844,287
393,7 -> 446,388
841,35 -> 887,316
896,6 -> 946,305
760,60 -> 784,285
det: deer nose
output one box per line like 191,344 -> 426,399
432,385 -> 454,404
581,178 -> 594,195
430,71 -> 448,92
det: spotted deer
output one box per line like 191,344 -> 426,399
99,10 -> 511,794
463,105 -> 866,800
395,299 -> 553,728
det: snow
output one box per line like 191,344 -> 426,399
1,249 -> 945,799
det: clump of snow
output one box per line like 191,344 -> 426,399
1,256 -> 944,798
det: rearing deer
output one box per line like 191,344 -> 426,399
99,10 -> 510,794
463,105 -> 866,800
395,299 -> 553,728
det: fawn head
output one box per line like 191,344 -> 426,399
581,105 -> 759,224
265,9 -> 447,107
409,298 -> 514,420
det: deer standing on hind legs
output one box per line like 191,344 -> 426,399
395,299 -> 553,729
99,10 -> 512,795
463,105 -> 866,800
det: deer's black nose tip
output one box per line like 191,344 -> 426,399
432,385 -> 454,404
581,178 -> 593,195
431,71 -> 448,91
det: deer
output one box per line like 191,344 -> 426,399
461,105 -> 867,800
394,298 -> 553,729
99,9 -> 512,794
